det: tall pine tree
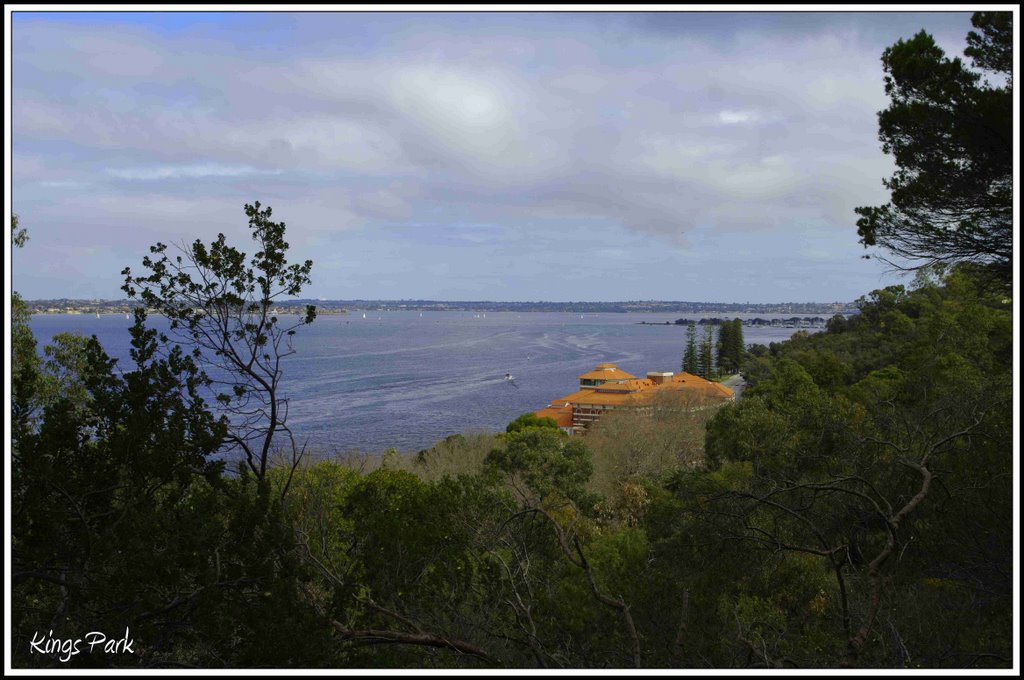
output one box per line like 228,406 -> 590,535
854,12 -> 1012,287
717,318 -> 745,374
731,319 -> 745,371
698,323 -> 716,379
717,321 -> 733,374
682,322 -> 699,374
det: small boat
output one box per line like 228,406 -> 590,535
125,313 -> 130,320
96,312 -> 101,319
362,313 -> 366,319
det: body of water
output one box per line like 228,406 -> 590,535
28,312 -> 814,455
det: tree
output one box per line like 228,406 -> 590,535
731,319 -> 745,369
682,322 -> 699,374
485,428 -> 593,508
122,202 -> 316,481
11,314 -> 232,667
12,213 -> 29,247
698,324 -> 716,380
854,12 -> 1012,287
506,412 -> 559,434
716,321 -> 732,374
716,319 -> 745,375
12,215 -> 42,438
703,270 -> 1012,667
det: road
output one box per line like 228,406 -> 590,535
720,373 -> 748,400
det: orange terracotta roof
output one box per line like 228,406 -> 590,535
587,377 -> 733,405
669,372 -> 734,398
710,383 -> 734,398
594,378 -> 652,392
649,379 -> 733,401
581,393 -> 634,403
573,390 -> 643,406
535,406 -> 573,428
543,369 -> 733,415
547,389 -> 595,407
577,363 -> 637,381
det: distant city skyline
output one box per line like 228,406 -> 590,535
9,8 -> 979,302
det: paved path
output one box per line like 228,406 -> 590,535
720,374 -> 747,400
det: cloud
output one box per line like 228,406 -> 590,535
717,110 -> 758,125
107,164 -> 283,181
11,11 -> 972,301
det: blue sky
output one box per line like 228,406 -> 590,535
9,8 -> 984,302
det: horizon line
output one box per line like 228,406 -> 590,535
21,296 -> 858,306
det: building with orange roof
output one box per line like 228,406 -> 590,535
577,362 -> 637,388
535,363 -> 734,435
534,405 -> 574,431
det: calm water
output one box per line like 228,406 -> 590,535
28,312 -> 811,454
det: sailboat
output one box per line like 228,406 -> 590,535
362,313 -> 366,319
96,312 -> 101,319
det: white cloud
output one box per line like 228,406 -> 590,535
717,110 -> 758,125
106,164 -> 283,181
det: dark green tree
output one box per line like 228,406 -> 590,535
716,321 -> 732,374
705,269 -> 1012,667
698,324 -> 716,380
731,319 -> 745,369
716,319 -> 745,375
123,202 -> 316,481
11,313 -> 231,667
486,428 -> 593,507
854,12 -> 1012,287
682,322 -> 699,374
506,412 -> 559,434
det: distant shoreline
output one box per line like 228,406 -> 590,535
638,315 -> 839,328
21,298 -> 859,316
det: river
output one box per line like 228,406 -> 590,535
28,311 -> 817,454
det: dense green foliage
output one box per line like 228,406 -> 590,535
713,266 -> 1013,667
13,264 -> 1010,669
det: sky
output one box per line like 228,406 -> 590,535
7,7 -> 987,303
